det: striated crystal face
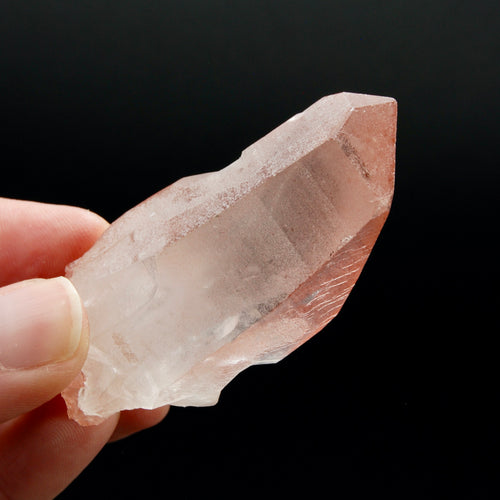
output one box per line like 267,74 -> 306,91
62,92 -> 397,425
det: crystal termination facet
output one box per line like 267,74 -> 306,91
62,92 -> 397,425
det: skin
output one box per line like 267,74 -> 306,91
0,198 -> 169,499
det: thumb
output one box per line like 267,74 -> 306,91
0,277 -> 88,423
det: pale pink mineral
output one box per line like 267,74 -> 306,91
62,92 -> 397,425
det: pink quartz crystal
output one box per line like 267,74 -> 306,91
62,92 -> 397,425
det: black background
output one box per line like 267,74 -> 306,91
1,1 -> 499,498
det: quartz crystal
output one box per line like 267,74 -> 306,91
62,92 -> 397,425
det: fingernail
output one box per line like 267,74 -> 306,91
0,277 -> 83,369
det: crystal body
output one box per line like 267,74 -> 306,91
62,92 -> 397,425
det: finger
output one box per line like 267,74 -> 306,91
109,405 -> 170,442
0,277 -> 88,423
0,198 -> 109,287
0,396 -> 119,500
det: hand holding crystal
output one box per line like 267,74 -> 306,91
0,92 -> 396,497
0,198 -> 168,500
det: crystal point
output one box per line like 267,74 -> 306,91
62,92 -> 397,425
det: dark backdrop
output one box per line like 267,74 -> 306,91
1,1 -> 499,498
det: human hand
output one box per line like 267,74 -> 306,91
0,198 -> 169,499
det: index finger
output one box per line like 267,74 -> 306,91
0,198 -> 109,286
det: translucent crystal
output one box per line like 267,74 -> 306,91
62,92 -> 397,425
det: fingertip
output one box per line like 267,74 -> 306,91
0,277 -> 89,423
0,277 -> 87,369
0,199 -> 110,285
109,405 -> 170,442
